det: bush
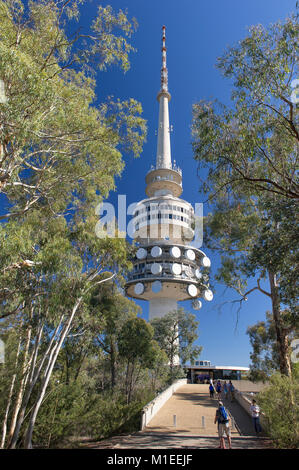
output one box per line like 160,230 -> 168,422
257,369 -> 299,448
32,380 -> 154,447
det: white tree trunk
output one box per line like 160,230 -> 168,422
0,337 -> 21,448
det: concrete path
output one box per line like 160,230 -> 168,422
87,432 -> 272,449
83,384 -> 273,449
143,384 -> 238,436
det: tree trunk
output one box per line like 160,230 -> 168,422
8,318 -> 61,448
23,297 -> 83,448
110,338 -> 116,390
0,336 -> 21,448
6,317 -> 33,447
268,270 -> 292,377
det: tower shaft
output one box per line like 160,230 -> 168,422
156,25 -> 172,171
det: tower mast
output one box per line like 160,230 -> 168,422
156,26 -> 172,170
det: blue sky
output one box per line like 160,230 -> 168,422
1,0 -> 296,367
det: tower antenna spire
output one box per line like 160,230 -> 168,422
156,25 -> 171,169
161,25 -> 168,93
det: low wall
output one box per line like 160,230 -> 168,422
234,389 -> 268,430
140,379 -> 187,430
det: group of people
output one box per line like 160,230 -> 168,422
209,379 -> 262,449
209,379 -> 235,402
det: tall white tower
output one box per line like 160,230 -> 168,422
125,26 -> 213,325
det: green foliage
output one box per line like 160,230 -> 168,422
0,0 -> 147,220
32,380 -> 153,448
247,312 -> 282,381
191,11 -> 299,377
151,308 -> 202,376
118,317 -> 156,366
257,371 -> 299,448
192,13 -> 298,200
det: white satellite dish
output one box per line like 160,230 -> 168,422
203,289 -> 213,301
187,284 -> 197,297
134,283 -> 144,295
171,263 -> 182,275
136,248 -> 147,260
151,246 -> 162,257
170,246 -> 181,258
192,299 -> 202,310
195,268 -> 202,280
152,280 -> 162,293
201,256 -> 211,268
151,263 -> 162,275
185,249 -> 195,261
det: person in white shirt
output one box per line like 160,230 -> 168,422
250,399 -> 262,434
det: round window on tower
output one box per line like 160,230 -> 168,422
187,284 -> 198,297
136,248 -> 147,260
151,246 -> 162,257
192,299 -> 202,310
151,263 -> 162,275
185,249 -> 195,261
171,263 -> 182,275
170,246 -> 181,258
152,280 -> 162,293
203,289 -> 213,301
201,256 -> 211,268
134,283 -> 144,295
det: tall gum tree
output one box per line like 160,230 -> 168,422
0,0 -> 147,220
192,12 -> 299,377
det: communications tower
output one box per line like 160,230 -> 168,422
125,26 -> 213,323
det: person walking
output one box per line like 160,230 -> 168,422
223,381 -> 228,400
209,382 -> 215,398
216,380 -> 222,399
250,399 -> 262,435
214,401 -> 232,449
228,381 -> 235,402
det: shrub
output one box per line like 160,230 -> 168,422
257,370 -> 299,448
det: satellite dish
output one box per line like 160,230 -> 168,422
151,246 -> 162,257
171,263 -> 182,275
203,289 -> 213,301
187,284 -> 197,297
185,249 -> 195,261
152,280 -> 162,293
151,263 -> 162,275
136,248 -> 147,260
192,299 -> 202,310
134,283 -> 144,295
170,246 -> 181,258
195,268 -> 202,280
201,256 -> 211,268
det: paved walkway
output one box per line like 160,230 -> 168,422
87,432 -> 272,449
83,384 -> 272,449
143,384 -> 239,436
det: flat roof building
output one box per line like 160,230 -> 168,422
184,361 -> 249,382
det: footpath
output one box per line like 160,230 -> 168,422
83,384 -> 273,449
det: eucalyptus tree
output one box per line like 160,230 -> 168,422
192,12 -> 298,201
151,308 -> 202,379
0,0 -> 146,220
192,12 -> 299,377
90,281 -> 141,391
0,208 -> 133,448
118,317 -> 160,404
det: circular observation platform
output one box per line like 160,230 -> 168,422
125,243 -> 213,303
